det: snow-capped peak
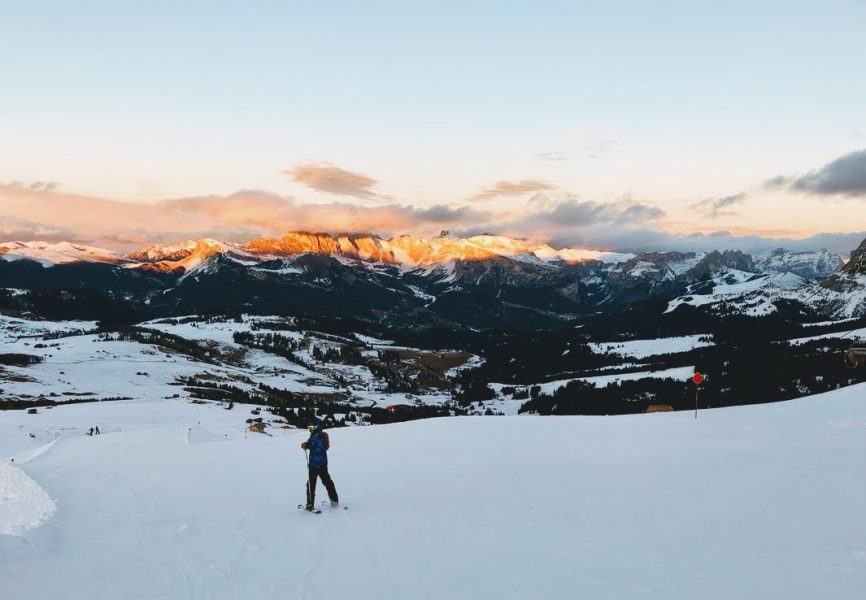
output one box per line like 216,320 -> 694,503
127,238 -> 229,262
0,233 -> 637,270
239,232 -> 634,268
0,241 -> 124,266
754,248 -> 843,279
127,238 -> 255,274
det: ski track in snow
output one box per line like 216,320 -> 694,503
1,389 -> 866,599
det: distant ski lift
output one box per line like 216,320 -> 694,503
844,347 -> 866,368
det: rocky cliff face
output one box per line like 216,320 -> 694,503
241,233 -> 619,267
686,250 -> 755,278
245,233 -> 398,264
843,238 -> 866,276
127,239 -> 243,273
813,237 -> 866,317
755,248 -> 843,279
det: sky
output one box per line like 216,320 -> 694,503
1,1 -> 866,254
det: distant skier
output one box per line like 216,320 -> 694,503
88,427 -> 94,436
94,426 -> 101,435
301,417 -> 339,511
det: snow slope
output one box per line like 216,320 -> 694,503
2,387 -> 865,599
666,272 -> 808,316
489,365 -> 697,414
788,326 -> 866,346
589,334 -> 713,358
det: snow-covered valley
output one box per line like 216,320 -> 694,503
2,386 -> 865,599
0,313 -> 466,419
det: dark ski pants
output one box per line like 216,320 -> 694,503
306,468 -> 338,508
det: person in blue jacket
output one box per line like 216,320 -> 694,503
301,417 -> 339,510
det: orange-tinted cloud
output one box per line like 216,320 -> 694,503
286,163 -> 388,201
0,185 -> 487,251
2,183 -> 862,256
468,179 -> 555,202
0,216 -> 71,241
161,191 -> 485,234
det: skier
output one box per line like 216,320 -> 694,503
94,426 -> 101,435
301,417 -> 339,511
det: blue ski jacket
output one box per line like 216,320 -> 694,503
305,419 -> 329,469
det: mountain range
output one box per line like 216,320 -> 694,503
1,234 -> 632,270
1,233 -> 864,328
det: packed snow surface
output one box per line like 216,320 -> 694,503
2,388 -> 866,599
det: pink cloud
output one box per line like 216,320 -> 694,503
4,183 -> 853,256
0,185 -> 487,251
468,179 -> 555,202
286,163 -> 388,201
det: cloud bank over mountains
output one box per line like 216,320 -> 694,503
2,182 -> 861,256
2,149 -> 865,256
0,184 -> 659,250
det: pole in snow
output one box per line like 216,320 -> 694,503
692,372 -> 704,419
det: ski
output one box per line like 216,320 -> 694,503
321,501 -> 348,510
297,504 -> 322,514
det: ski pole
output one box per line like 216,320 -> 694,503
304,448 -> 311,509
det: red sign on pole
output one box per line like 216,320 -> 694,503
692,373 -> 704,419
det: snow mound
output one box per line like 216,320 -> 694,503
0,463 -> 56,536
